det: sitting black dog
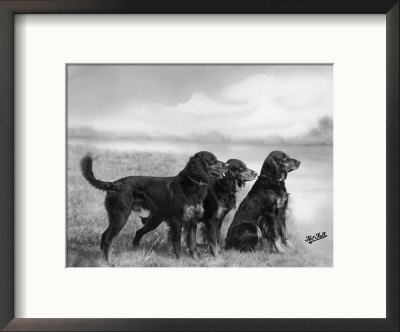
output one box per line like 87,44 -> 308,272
225,151 -> 300,252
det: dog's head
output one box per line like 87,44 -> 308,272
226,159 -> 257,188
260,151 -> 300,181
184,151 -> 228,184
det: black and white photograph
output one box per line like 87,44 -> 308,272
67,64 -> 333,267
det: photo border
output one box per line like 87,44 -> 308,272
0,0 -> 398,331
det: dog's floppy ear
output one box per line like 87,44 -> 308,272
188,155 -> 202,174
184,155 -> 210,183
261,153 -> 283,180
220,166 -> 237,192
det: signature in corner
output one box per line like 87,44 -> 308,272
305,232 -> 327,244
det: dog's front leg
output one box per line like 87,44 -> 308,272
272,219 -> 285,253
216,211 -> 229,248
274,238 -> 285,253
262,208 -> 285,254
208,219 -> 219,257
187,220 -> 199,259
281,225 -> 293,248
169,219 -> 182,259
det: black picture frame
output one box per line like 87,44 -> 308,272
0,1 -> 398,331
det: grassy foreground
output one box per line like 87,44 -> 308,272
67,144 -> 332,267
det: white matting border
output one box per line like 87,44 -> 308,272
15,14 -> 386,318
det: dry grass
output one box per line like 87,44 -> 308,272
67,144 -> 332,267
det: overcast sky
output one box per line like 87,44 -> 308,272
68,65 -> 332,141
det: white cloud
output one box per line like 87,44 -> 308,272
76,69 -> 332,141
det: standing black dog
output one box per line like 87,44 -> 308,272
225,151 -> 300,252
199,159 -> 257,256
81,151 -> 227,260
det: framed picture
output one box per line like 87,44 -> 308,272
0,0 -> 398,331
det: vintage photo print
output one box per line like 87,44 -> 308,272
67,64 -> 333,267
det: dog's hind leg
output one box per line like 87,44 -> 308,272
101,194 -> 132,261
255,225 -> 267,251
233,224 -> 259,252
132,214 -> 162,248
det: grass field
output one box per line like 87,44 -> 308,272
67,144 -> 332,267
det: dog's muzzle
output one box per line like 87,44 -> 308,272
241,168 -> 257,181
209,161 -> 228,178
288,159 -> 301,171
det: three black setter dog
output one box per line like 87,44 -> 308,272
81,150 -> 300,260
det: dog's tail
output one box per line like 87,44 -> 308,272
80,155 -> 118,191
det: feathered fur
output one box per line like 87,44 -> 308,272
81,151 -> 227,261
225,151 -> 300,253
199,159 -> 257,256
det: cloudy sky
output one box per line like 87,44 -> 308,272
68,65 -> 332,142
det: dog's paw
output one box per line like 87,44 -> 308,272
209,245 -> 219,257
190,251 -> 199,259
284,240 -> 294,249
274,240 -> 285,253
